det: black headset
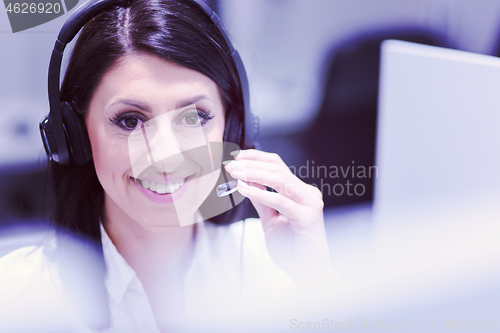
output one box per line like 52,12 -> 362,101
40,0 -> 260,165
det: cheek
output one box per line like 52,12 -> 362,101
88,125 -> 131,188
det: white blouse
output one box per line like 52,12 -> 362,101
0,219 -> 296,332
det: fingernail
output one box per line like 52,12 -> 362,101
224,161 -> 244,172
229,150 -> 240,157
222,160 -> 234,165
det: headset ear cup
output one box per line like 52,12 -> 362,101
61,102 -> 93,165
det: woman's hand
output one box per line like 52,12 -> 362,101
224,149 -> 336,289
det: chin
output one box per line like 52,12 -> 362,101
133,209 -> 185,229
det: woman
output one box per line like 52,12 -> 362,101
0,0 -> 334,331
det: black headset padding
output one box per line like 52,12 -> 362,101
46,0 -> 129,165
61,102 -> 93,165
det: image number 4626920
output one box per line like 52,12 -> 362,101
4,0 -> 79,33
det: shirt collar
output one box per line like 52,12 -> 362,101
99,217 -> 212,304
100,224 -> 136,303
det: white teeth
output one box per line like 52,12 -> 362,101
149,182 -> 157,191
136,178 -> 185,194
156,183 -> 166,194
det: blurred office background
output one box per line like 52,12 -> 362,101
1,0 -> 500,244
1,0 -> 500,242
3,0 -> 500,230
1,0 -> 499,327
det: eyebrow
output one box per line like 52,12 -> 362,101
108,100 -> 151,113
108,95 -> 211,113
176,95 -> 210,109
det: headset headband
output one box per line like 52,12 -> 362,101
42,0 -> 258,165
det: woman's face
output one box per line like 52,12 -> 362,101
86,53 -> 226,228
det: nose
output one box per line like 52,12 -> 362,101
146,121 -> 184,173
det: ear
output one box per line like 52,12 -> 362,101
61,102 -> 93,165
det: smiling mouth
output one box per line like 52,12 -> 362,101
134,178 -> 185,194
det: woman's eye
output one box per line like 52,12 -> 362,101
123,117 -> 139,129
110,114 -> 145,131
182,110 -> 214,127
185,113 -> 201,126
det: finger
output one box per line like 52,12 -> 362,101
223,159 -> 285,174
245,181 -> 290,226
228,149 -> 323,205
236,180 -> 303,221
230,160 -> 322,200
226,163 -> 314,205
231,149 -> 284,165
249,198 -> 279,225
226,164 -> 294,198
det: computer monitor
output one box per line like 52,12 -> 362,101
364,39 -> 500,321
374,40 -> 500,224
